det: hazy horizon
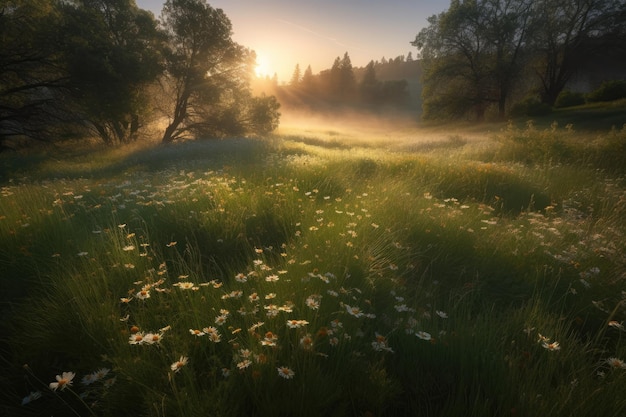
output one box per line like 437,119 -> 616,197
135,0 -> 450,82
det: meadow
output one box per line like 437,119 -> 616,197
1,103 -> 626,416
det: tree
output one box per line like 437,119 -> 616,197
413,0 -> 534,120
289,63 -> 301,87
359,60 -> 381,104
0,0 -> 67,149
159,0 -> 278,142
300,65 -> 315,93
60,0 -> 163,144
530,0 -> 625,105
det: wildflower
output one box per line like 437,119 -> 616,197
416,331 -> 432,341
265,274 -> 279,282
122,245 -> 135,251
305,295 -> 321,310
82,368 -> 110,385
120,297 -> 132,303
166,241 -> 177,247
237,359 -> 252,370
214,314 -> 228,326
542,341 -> 561,351
175,282 -> 195,290
261,331 -> 278,347
234,273 -> 247,283
264,304 -> 279,318
49,371 -> 75,391
189,329 -> 205,337
277,366 -> 295,379
21,391 -> 42,405
249,322 -> 264,332
135,289 -> 150,300
286,319 -> 309,329
128,332 -> 145,345
144,332 -> 163,344
606,357 -> 626,369
170,356 -> 188,373
608,321 -> 625,331
371,333 -> 394,353
265,293 -> 276,299
248,292 -> 260,302
329,337 -> 339,346
435,310 -> 448,319
300,334 -> 314,350
207,329 -> 222,343
345,304 -> 364,318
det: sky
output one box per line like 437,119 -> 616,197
135,0 -> 450,83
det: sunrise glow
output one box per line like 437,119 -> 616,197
254,52 -> 272,78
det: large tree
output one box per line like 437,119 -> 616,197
159,0 -> 279,143
60,0 -> 164,144
412,0 -> 534,120
530,0 -> 625,105
0,0 -> 67,149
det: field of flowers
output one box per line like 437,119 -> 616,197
1,120 -> 625,416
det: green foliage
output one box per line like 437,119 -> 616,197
587,80 -> 626,103
509,97 -> 553,117
555,90 -> 586,108
159,0 -> 280,142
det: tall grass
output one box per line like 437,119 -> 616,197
1,119 -> 625,416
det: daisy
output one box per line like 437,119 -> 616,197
606,357 -> 626,369
261,331 -> 278,347
345,304 -> 364,318
128,332 -> 145,345
371,333 -> 394,353
237,359 -> 252,370
416,331 -> 432,341
300,334 -> 314,350
305,295 -> 321,310
277,366 -> 295,379
170,356 -> 188,373
49,371 -> 75,391
542,341 -> 561,351
189,329 -> 205,337
435,310 -> 448,319
82,368 -> 110,385
144,332 -> 163,344
175,282 -> 195,290
135,289 -> 150,300
286,319 -> 309,329
234,273 -> 247,283
265,274 -> 279,282
214,314 -> 228,326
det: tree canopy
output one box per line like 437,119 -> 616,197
413,0 -> 626,120
0,0 -> 280,150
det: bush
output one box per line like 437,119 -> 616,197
555,90 -> 586,108
509,97 -> 552,117
587,80 -> 626,103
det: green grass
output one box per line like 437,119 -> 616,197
1,106 -> 626,416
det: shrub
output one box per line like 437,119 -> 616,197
555,90 -> 586,108
586,80 -> 626,103
509,97 -> 552,117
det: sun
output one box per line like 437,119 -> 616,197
254,52 -> 272,78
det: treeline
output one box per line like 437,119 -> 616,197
0,0 -> 280,150
253,53 -> 421,113
413,0 -> 626,121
